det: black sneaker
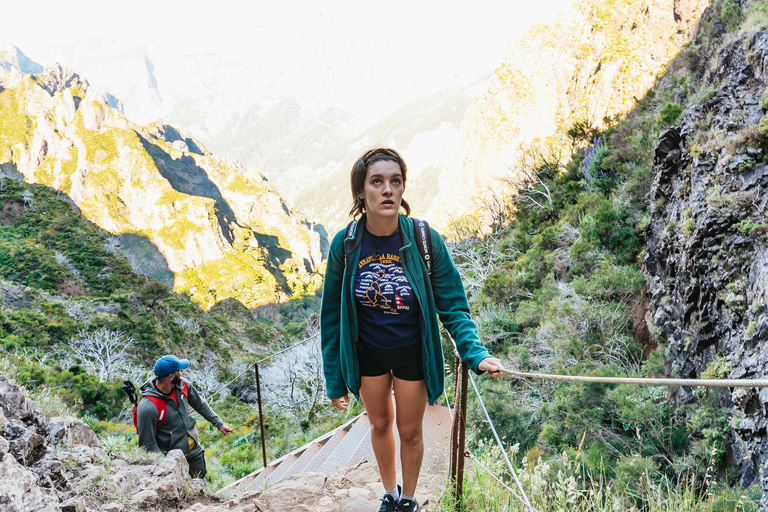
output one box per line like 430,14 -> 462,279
377,485 -> 401,512
397,497 -> 420,512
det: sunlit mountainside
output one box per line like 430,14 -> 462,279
0,61 -> 323,309
431,0 -> 707,232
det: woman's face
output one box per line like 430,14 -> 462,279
358,159 -> 404,221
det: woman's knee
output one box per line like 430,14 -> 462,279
369,415 -> 393,435
397,424 -> 423,447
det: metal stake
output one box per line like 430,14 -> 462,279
254,363 -> 267,468
456,360 -> 469,507
449,356 -> 469,511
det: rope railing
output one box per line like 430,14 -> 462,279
209,332 -> 320,400
499,368 -> 768,387
206,332 -> 320,467
467,369 -> 537,512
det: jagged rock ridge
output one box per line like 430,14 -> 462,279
0,64 -> 323,309
645,24 -> 768,503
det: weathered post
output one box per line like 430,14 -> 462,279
449,355 -> 469,511
254,363 -> 267,468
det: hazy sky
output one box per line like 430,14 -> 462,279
6,0 -> 572,67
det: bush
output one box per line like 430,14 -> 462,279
658,102 -> 683,127
583,201 -> 639,264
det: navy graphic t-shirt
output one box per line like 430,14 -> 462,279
354,228 -> 421,352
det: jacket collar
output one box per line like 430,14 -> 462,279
346,213 -> 414,246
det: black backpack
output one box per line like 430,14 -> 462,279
344,217 -> 432,275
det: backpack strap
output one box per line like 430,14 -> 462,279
343,220 -> 357,269
411,218 -> 433,275
143,396 -> 168,424
133,383 -> 188,432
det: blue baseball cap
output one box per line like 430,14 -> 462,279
154,355 -> 190,378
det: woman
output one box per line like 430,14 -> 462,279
320,148 -> 504,512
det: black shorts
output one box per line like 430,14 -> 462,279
358,342 -> 424,381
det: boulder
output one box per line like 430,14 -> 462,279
0,453 -> 61,512
150,449 -> 189,500
47,416 -> 100,448
0,376 -> 48,435
100,504 -> 125,512
2,422 -> 46,465
110,464 -> 154,495
33,451 -> 71,493
129,489 -> 158,505
60,496 -> 87,512
110,449 -> 189,500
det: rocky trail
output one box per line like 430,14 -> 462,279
0,376 -> 447,511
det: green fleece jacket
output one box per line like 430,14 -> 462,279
137,378 -> 224,455
320,214 -> 491,405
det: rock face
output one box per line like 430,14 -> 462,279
0,375 -> 213,511
644,26 -> 768,502
0,376 -> 81,511
0,65 -> 324,309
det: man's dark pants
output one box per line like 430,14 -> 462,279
187,444 -> 207,478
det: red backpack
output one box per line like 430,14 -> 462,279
124,381 -> 188,432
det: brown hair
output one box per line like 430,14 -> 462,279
349,148 -> 411,219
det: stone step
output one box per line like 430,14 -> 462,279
278,440 -> 324,481
245,463 -> 277,492
318,413 -> 371,473
266,452 -> 301,483
222,402 -> 453,498
299,425 -> 349,475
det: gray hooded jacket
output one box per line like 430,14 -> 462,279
137,378 -> 224,455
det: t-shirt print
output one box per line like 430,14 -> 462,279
355,253 -> 414,315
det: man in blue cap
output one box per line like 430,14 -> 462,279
137,355 -> 233,478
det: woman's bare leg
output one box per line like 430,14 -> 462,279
360,374 -> 397,491
392,377 -> 428,497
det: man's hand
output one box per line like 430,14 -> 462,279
330,395 -> 349,411
219,424 -> 233,436
478,357 -> 505,379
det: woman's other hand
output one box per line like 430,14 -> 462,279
330,395 -> 350,411
478,358 -> 505,379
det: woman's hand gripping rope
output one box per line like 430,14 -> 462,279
478,357 -> 505,379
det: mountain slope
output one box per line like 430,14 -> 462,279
433,0 -> 707,232
0,64 -> 322,309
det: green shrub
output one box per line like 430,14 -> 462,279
583,201 -> 639,265
718,0 -> 743,31
658,102 -> 683,127
481,271 -> 515,304
570,261 -> 646,300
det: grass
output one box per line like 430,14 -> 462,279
431,445 -> 761,511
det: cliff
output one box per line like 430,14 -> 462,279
0,64 -> 323,309
645,12 -> 768,497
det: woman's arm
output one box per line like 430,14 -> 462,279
429,229 -> 500,374
320,230 -> 349,399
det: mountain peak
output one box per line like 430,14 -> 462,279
0,44 -> 43,74
38,63 -> 88,96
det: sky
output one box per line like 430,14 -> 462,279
5,0 -> 572,69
